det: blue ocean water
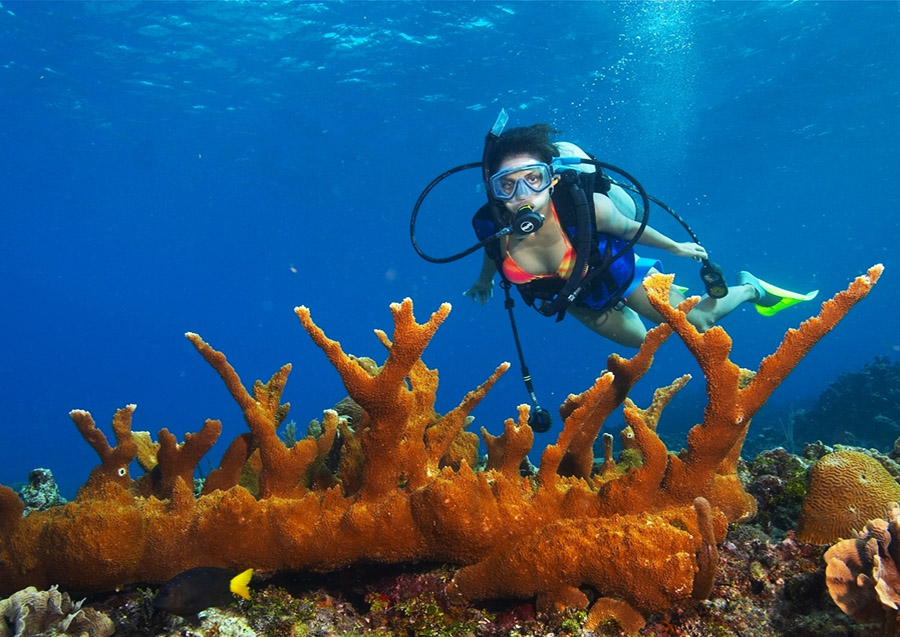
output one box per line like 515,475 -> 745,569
1,1 -> 897,499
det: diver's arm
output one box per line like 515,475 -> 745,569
463,252 -> 497,304
593,193 -> 707,260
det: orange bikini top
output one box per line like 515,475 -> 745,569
502,203 -> 577,285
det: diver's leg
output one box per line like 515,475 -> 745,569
624,266 -> 758,332
684,284 -> 758,331
623,269 -> 685,325
568,304 -> 648,348
626,268 -> 757,333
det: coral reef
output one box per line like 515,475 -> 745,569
798,449 -> 900,544
0,265 -> 882,633
9,530 -> 857,637
0,585 -> 114,637
745,447 -> 810,540
824,502 -> 900,634
794,356 -> 900,451
17,468 -> 66,515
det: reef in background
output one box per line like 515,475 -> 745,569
791,356 -> 900,452
0,266 -> 883,633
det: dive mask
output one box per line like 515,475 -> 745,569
489,163 -> 554,201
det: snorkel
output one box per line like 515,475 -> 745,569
481,108 -> 508,189
409,109 -> 517,265
409,110 -> 548,264
482,110 -> 547,237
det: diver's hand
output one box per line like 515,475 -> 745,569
463,280 -> 494,305
670,242 -> 708,261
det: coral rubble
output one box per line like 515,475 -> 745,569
0,265 -> 882,632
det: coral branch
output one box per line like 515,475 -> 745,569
202,433 -> 255,495
559,322 -> 672,479
296,299 -> 454,499
380,300 -> 451,391
599,433 -> 616,476
596,397 -> 670,515
70,405 -> 138,495
639,270 -> 885,522
425,362 -> 509,475
538,373 -> 616,489
482,405 -> 534,477
745,264 -> 884,415
186,332 -> 313,498
152,419 -> 222,498
691,497 -> 719,600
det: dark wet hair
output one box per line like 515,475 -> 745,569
485,124 -> 560,175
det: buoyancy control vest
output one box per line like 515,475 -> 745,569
472,169 -> 637,316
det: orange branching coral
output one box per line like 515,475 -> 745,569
151,420 -> 222,498
295,299 -> 508,500
200,432 -> 254,495
482,405 -> 534,476
557,323 -> 672,479
0,266 -> 882,633
798,449 -> 900,544
825,503 -> 900,632
186,332 -> 338,499
69,405 -> 138,495
630,265 -> 885,522
447,497 -> 719,616
132,430 -> 160,473
598,432 -> 617,476
70,405 -> 227,501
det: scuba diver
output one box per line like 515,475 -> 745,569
410,112 -> 816,431
463,123 -> 818,348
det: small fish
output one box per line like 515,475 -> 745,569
154,566 -> 253,620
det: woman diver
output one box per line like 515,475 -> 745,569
464,124 -> 815,348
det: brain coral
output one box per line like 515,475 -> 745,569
798,449 -> 900,544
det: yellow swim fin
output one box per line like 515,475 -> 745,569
230,568 -> 254,600
738,271 -> 818,316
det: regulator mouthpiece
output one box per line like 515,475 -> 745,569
512,205 -> 544,236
